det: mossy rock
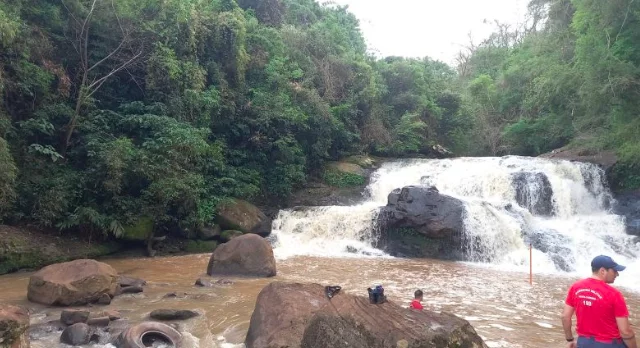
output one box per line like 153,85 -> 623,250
216,199 -> 271,235
342,155 -> 377,169
122,217 -> 154,241
325,161 -> 365,176
220,230 -> 244,243
185,240 -> 218,253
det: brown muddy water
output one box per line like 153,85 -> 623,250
0,254 -> 638,348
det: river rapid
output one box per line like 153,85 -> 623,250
1,157 -> 639,348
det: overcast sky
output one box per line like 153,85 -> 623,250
327,0 -> 529,64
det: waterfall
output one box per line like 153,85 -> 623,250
271,156 -> 640,288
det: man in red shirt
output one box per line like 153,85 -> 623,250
410,289 -> 423,310
562,255 -> 637,348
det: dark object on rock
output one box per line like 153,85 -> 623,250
118,276 -> 147,288
511,172 -> 554,216
215,279 -> 234,285
150,309 -> 200,321
0,305 -> 29,348
60,309 -> 89,325
376,186 -> 466,259
27,259 -> 118,306
97,293 -> 112,305
207,234 -> 276,277
87,317 -> 110,327
60,323 -> 92,345
324,286 -> 341,299
194,278 -> 214,287
113,322 -> 182,348
367,285 -> 386,304
245,282 -> 487,348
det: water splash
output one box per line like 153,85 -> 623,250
272,156 -> 640,288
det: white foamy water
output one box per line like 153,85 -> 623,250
272,156 -> 640,291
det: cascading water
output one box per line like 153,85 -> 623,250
271,156 -> 640,290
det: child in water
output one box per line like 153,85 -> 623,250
410,289 -> 423,310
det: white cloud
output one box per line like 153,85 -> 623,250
325,0 -> 528,64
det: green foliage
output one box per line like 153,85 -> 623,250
0,0 -> 475,239
0,137 -> 17,215
322,169 -> 365,188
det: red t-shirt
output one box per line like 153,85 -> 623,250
565,278 -> 629,340
410,299 -> 423,310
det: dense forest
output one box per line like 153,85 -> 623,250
0,0 -> 639,238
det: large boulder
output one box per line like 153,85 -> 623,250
27,259 -> 118,306
245,282 -> 487,348
245,283 -> 330,348
207,234 -> 276,277
376,186 -> 466,259
0,305 -> 29,348
216,199 -> 272,236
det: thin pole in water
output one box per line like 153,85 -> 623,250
529,243 -> 533,285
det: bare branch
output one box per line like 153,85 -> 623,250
86,49 -> 144,95
60,0 -> 81,27
615,0 -> 635,44
88,38 -> 127,72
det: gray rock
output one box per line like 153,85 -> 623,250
60,309 -> 89,326
117,275 -> 146,288
150,309 -> 200,321
87,316 -> 110,327
96,293 -> 112,305
195,278 -> 214,287
118,285 -> 144,294
60,323 -> 92,345
376,186 -> 466,259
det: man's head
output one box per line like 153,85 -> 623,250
414,289 -> 423,300
591,255 -> 626,283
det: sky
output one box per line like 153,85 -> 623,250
326,0 -> 529,64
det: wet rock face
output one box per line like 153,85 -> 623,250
511,172 -> 554,216
376,186 -> 466,259
613,190 -> 640,236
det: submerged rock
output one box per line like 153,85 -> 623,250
245,282 -> 487,348
150,309 -> 200,321
60,323 -> 92,346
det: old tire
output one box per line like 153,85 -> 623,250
113,322 -> 182,348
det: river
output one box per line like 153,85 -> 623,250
1,157 -> 638,348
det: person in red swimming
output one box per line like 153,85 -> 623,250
410,289 -> 423,310
562,255 -> 637,348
